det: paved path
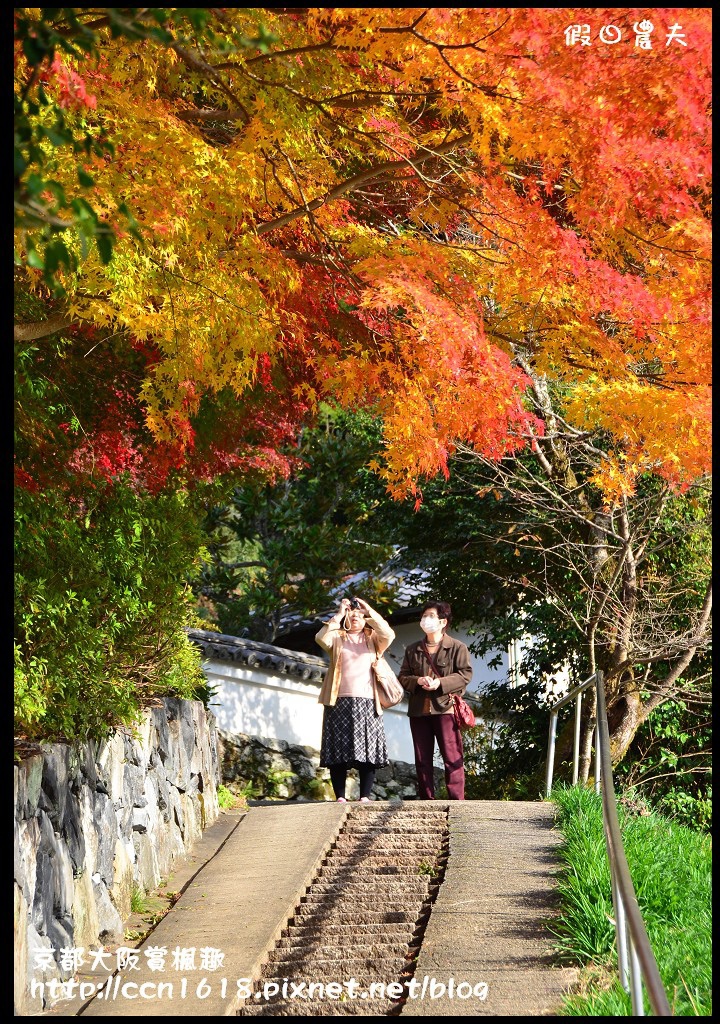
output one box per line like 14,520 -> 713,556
54,800 -> 576,1017
79,803 -> 348,1017
401,801 -> 578,1016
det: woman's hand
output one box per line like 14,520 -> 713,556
330,598 -> 351,623
418,676 -> 440,690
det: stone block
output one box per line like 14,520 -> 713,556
131,807 -> 149,833
259,736 -> 290,753
41,746 -> 70,829
97,732 -> 126,804
78,739 -> 99,789
154,770 -> 171,818
45,916 -> 73,960
151,705 -> 171,765
110,837 -> 135,923
51,840 -> 74,918
25,920 -> 62,1013
132,832 -> 161,892
93,792 -> 117,885
20,754 -> 44,817
168,820 -> 186,862
149,814 -> 173,877
91,879 -> 124,942
123,761 -> 146,809
14,884 -> 29,1016
31,850 -> 54,936
63,791 -> 86,876
72,866 -> 100,950
133,715 -> 153,771
16,816 -> 40,906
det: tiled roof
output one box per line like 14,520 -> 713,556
187,628 -> 328,684
274,549 -> 432,638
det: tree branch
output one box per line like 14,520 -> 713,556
255,134 -> 471,236
14,312 -> 74,342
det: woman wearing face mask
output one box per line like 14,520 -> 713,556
398,601 -> 472,800
315,596 -> 395,802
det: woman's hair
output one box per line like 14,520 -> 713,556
422,601 -> 452,628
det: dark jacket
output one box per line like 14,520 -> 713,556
398,634 -> 472,717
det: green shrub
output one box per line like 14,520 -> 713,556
15,479 -> 208,741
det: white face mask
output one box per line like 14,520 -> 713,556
420,616 -> 442,634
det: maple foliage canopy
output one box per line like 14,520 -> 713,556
15,7 -> 712,501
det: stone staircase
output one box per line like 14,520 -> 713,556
238,805 -> 449,1016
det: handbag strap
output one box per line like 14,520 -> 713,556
423,642 -> 465,703
421,640 -> 442,678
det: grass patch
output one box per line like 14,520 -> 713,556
130,884 -> 149,914
217,783 -> 248,810
551,785 -> 711,1016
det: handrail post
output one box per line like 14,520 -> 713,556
545,710 -> 558,797
594,725 -> 601,794
629,936 -> 645,1016
613,873 -> 630,993
572,691 -> 582,784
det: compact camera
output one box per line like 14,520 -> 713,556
347,596 -> 361,610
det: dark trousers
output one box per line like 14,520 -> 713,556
409,713 -> 465,800
329,765 -> 376,800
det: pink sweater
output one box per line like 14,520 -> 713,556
337,633 -> 375,698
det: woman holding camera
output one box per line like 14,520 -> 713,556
315,596 -> 395,802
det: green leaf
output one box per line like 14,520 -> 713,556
22,35 -> 46,66
77,167 -> 94,187
70,197 -> 98,221
27,248 -> 45,270
14,149 -> 28,178
96,231 -> 114,265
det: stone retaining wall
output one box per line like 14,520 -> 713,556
14,698 -> 219,1016
218,729 -> 442,801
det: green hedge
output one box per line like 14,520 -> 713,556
15,479 -> 208,741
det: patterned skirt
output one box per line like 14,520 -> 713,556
320,697 -> 389,768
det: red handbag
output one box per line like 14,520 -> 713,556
450,691 -> 476,731
422,642 -> 476,730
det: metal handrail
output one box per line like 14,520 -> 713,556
545,674 -> 600,796
546,670 -> 672,1016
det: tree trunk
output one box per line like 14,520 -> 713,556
14,312 -> 74,341
578,687 -> 597,784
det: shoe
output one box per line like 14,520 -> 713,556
336,797 -> 347,802
359,797 -> 371,802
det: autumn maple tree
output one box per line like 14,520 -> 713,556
15,9 -> 711,755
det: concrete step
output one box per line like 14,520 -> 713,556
341,821 -> 446,833
261,956 -> 409,977
241,997 -> 400,1016
301,878 -> 431,895
297,897 -> 426,915
332,834 -> 445,847
317,864 -> 432,879
268,939 -> 413,960
272,937 -> 417,950
275,928 -> 415,947
282,922 -> 417,940
288,913 -> 421,929
320,853 -> 435,867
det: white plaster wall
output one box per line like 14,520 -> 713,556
383,622 -> 511,695
203,660 -> 416,763
200,621 -> 566,767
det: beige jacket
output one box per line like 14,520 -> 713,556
315,611 -> 395,715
